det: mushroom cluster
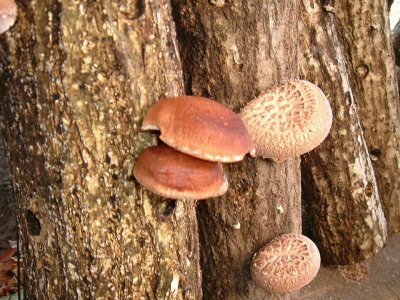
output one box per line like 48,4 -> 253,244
134,96 -> 255,200
251,233 -> 321,293
134,84 -> 327,293
240,80 -> 332,162
0,0 -> 17,35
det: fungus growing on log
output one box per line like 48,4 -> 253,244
240,80 -> 332,162
251,233 -> 321,293
142,96 -> 255,162
0,0 -> 17,34
133,145 -> 228,200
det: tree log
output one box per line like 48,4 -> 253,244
0,132 -> 16,247
388,0 -> 395,11
0,0 -> 201,298
299,0 -> 387,265
172,1 -> 301,299
392,19 -> 400,66
335,0 -> 400,234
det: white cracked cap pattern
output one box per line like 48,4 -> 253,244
240,80 -> 332,162
251,233 -> 321,293
0,0 -> 17,35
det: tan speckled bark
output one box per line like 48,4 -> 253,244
172,1 -> 301,299
0,1 -> 201,299
299,0 -> 387,264
335,0 -> 400,234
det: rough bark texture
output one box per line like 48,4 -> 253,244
0,132 -> 16,249
0,1 -> 201,299
299,0 -> 387,265
172,1 -> 301,299
335,0 -> 400,234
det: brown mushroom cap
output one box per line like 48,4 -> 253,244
251,233 -> 321,293
133,145 -> 228,200
240,80 -> 332,162
0,0 -> 17,34
142,96 -> 255,162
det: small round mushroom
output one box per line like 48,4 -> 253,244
0,0 -> 17,35
251,233 -> 321,293
133,145 -> 228,200
240,80 -> 332,162
142,96 -> 255,162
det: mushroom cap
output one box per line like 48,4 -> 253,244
133,145 -> 228,200
251,233 -> 321,293
0,0 -> 17,34
142,96 -> 255,162
240,80 -> 332,162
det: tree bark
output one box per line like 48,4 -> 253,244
0,132 -> 16,248
0,1 -> 201,299
172,1 -> 301,299
335,0 -> 400,234
392,19 -> 400,66
299,0 -> 387,265
388,0 -> 395,11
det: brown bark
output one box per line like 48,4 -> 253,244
299,0 -> 387,264
0,1 -> 201,299
299,0 -> 386,264
392,19 -> 400,66
0,132 -> 16,247
388,0 -> 395,10
335,0 -> 400,234
172,1 -> 301,299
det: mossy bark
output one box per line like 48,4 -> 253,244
299,0 -> 387,265
0,1 -> 201,299
172,1 -> 301,299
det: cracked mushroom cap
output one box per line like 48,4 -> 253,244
133,145 -> 228,200
142,96 -> 255,162
0,0 -> 17,34
240,80 -> 332,162
251,233 -> 321,293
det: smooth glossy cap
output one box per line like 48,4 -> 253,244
133,145 -> 228,200
142,96 -> 255,162
251,233 -> 321,293
240,80 -> 332,162
0,0 -> 17,34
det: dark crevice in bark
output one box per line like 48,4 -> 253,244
388,0 -> 395,10
392,19 -> 400,66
